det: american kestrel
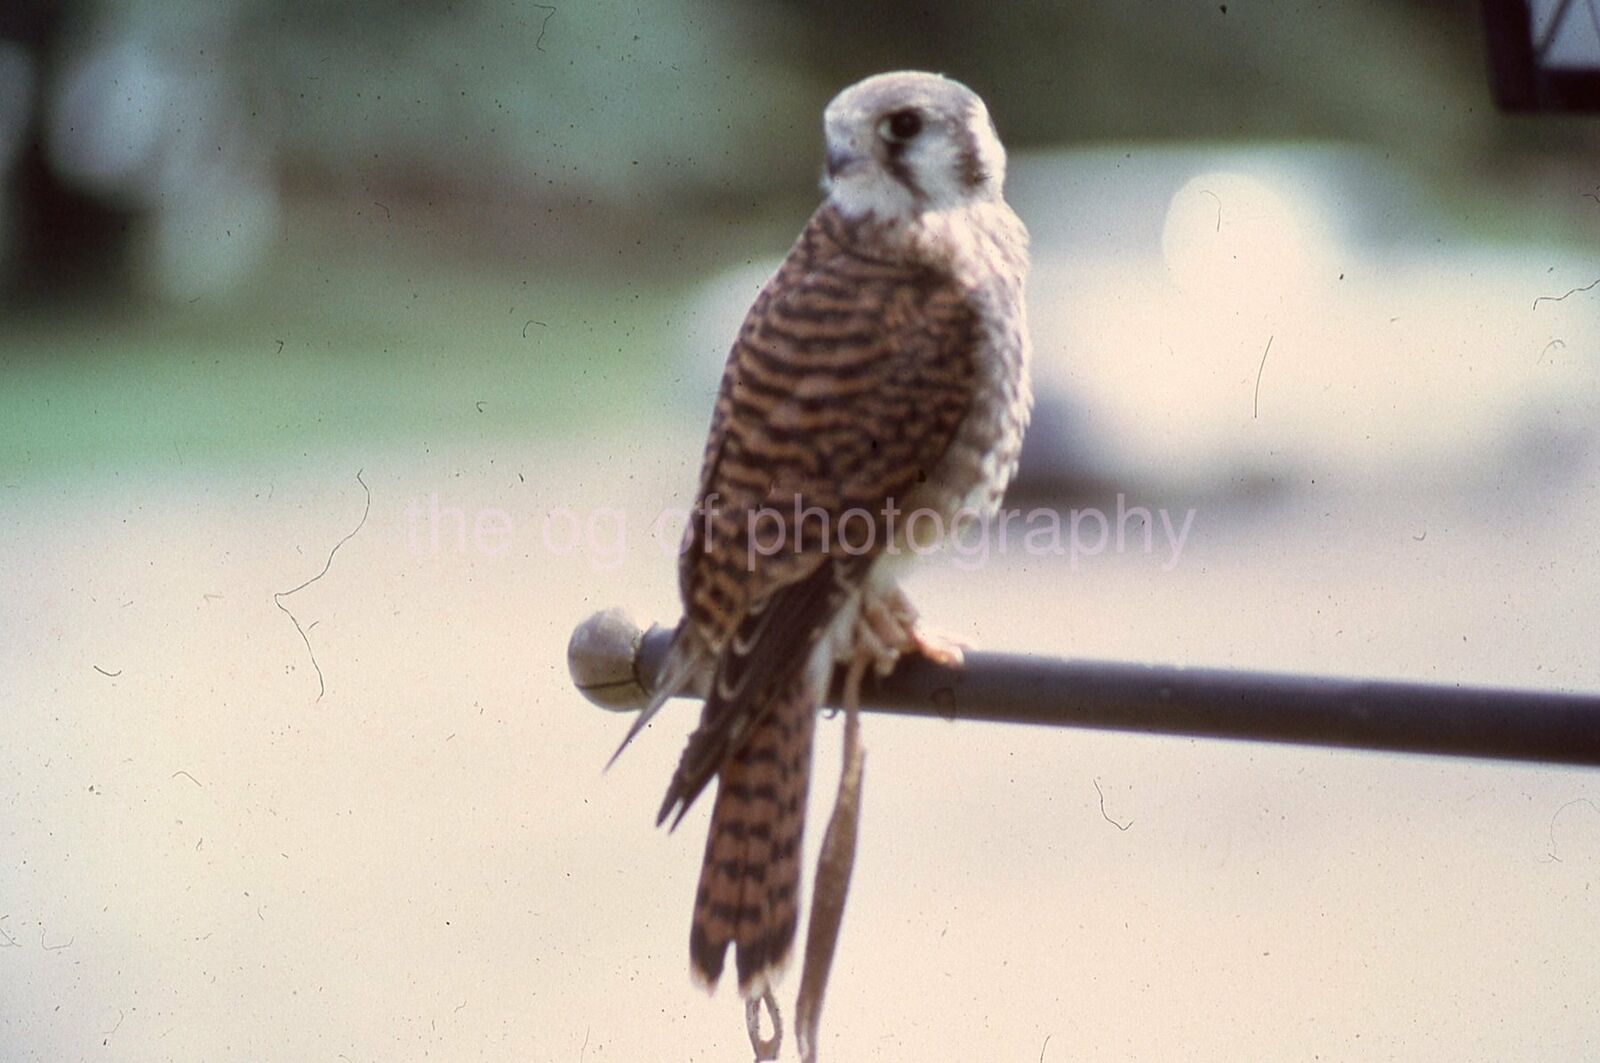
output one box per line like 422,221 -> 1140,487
619,70 -> 1031,1001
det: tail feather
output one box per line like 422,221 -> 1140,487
689,673 -> 817,995
606,625 -> 708,772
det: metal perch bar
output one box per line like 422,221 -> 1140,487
568,609 -> 1600,768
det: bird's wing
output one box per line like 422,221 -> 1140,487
660,205 -> 981,825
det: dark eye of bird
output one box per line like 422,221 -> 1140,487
886,109 -> 922,140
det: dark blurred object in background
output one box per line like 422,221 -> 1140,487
0,0 -> 138,306
0,0 -> 277,310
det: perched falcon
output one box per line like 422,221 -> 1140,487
620,70 -> 1031,999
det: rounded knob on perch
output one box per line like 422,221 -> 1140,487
567,607 -> 650,711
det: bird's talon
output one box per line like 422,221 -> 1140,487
910,628 -> 966,668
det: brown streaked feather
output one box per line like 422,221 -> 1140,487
605,621 -> 710,769
665,203 -> 978,826
688,667 -> 817,993
679,203 -> 980,644
658,558 -> 862,829
665,201 -> 985,995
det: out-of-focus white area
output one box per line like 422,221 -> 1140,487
1532,0 -> 1600,70
1015,147 -> 1600,497
684,146 -> 1600,499
2,428 -> 1597,1060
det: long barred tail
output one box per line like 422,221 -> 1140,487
689,676 -> 818,995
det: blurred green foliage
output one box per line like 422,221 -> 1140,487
238,0 -> 821,204
2,0 -> 1595,480
0,210 -> 705,478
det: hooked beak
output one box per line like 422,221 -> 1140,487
825,143 -> 863,179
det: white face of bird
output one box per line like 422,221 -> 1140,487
822,71 -> 1008,221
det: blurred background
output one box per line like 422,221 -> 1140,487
3,1 -> 1599,1060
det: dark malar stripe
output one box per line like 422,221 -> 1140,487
957,128 -> 988,189
882,139 -> 925,201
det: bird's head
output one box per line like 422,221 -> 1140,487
822,71 -> 1007,221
